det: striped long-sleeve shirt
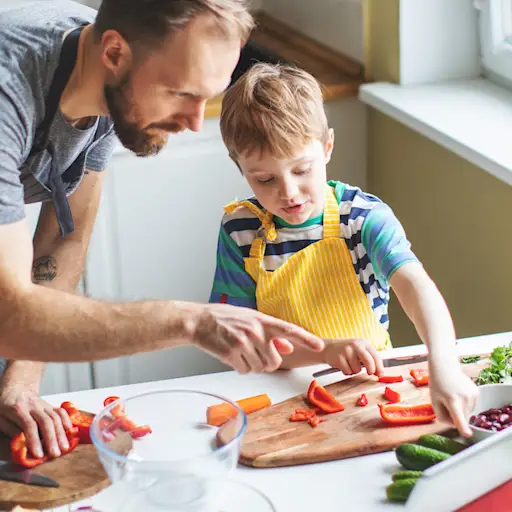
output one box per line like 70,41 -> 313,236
209,181 -> 420,329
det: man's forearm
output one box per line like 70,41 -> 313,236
0,284 -> 199,362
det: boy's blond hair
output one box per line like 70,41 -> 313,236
220,63 -> 329,162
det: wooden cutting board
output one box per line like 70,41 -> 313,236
235,357 -> 489,468
0,412 -> 111,510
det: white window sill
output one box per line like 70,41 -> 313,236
359,78 -> 512,186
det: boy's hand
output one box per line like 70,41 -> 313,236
193,304 -> 324,374
428,363 -> 478,437
323,338 -> 385,376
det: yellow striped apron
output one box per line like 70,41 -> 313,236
224,186 -> 391,350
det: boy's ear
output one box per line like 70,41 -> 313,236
324,128 -> 335,164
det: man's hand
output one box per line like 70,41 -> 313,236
0,385 -> 73,459
428,362 -> 478,438
193,303 -> 325,373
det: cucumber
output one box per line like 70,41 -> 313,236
417,434 -> 467,455
392,470 -> 423,481
395,443 -> 450,471
386,478 -> 419,502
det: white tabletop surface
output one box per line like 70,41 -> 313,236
41,330 -> 511,512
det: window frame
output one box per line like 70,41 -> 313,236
479,0 -> 512,87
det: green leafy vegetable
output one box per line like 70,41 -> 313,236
460,355 -> 481,364
474,343 -> 512,386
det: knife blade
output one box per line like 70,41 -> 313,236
0,461 -> 59,488
312,353 -> 429,378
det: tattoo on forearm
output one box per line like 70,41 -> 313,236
32,256 -> 58,283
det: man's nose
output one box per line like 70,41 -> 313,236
183,99 -> 206,133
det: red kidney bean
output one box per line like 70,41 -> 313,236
470,403 -> 512,431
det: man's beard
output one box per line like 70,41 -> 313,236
105,74 -> 183,157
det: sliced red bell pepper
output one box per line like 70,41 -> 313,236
61,401 -> 94,444
129,425 -> 152,439
61,427 -> 80,455
104,396 -> 126,418
357,393 -> 368,407
60,401 -> 79,416
308,416 -> 324,428
384,386 -> 401,403
10,433 -> 48,468
11,426 -> 80,468
295,409 -> 317,419
379,402 -> 436,425
378,375 -> 404,383
410,368 -> 429,386
307,380 -> 344,414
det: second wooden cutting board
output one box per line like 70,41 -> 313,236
237,357 -> 488,468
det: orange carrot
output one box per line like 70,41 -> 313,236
207,393 -> 271,427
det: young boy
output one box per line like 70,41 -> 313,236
209,63 -> 477,437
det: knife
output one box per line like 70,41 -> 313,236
0,460 -> 59,488
312,353 -> 429,378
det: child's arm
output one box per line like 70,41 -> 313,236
279,338 -> 384,376
390,262 -> 478,437
209,222 -> 258,309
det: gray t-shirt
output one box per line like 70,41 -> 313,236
0,1 -> 115,374
0,0 -> 115,225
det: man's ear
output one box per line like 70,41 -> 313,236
324,128 -> 335,164
100,30 -> 133,83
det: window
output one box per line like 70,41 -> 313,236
478,0 -> 512,87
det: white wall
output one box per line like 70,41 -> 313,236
76,0 -> 264,11
262,0 -> 367,189
262,0 -> 363,62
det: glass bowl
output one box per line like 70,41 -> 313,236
116,478 -> 278,512
90,389 -> 247,510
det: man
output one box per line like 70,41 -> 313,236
0,0 -> 324,461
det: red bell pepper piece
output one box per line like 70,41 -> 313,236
104,396 -> 126,418
410,368 -> 429,386
61,427 -> 80,455
11,427 -> 80,468
10,433 -> 48,468
357,393 -> 369,407
384,386 -> 401,403
378,375 -> 404,383
61,401 -> 94,444
379,402 -> 436,425
129,425 -> 153,439
295,409 -> 317,419
307,380 -> 344,414
308,416 -> 324,428
60,401 -> 79,416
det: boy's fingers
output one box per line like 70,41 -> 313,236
345,346 -> 362,374
447,400 -> 472,438
336,357 -> 352,376
355,344 -> 376,375
367,344 -> 384,375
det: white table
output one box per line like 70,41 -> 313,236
42,330 -> 511,512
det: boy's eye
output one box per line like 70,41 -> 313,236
257,177 -> 274,184
294,166 -> 312,175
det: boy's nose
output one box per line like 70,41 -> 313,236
279,180 -> 299,200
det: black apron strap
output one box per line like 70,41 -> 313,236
31,26 -> 85,236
